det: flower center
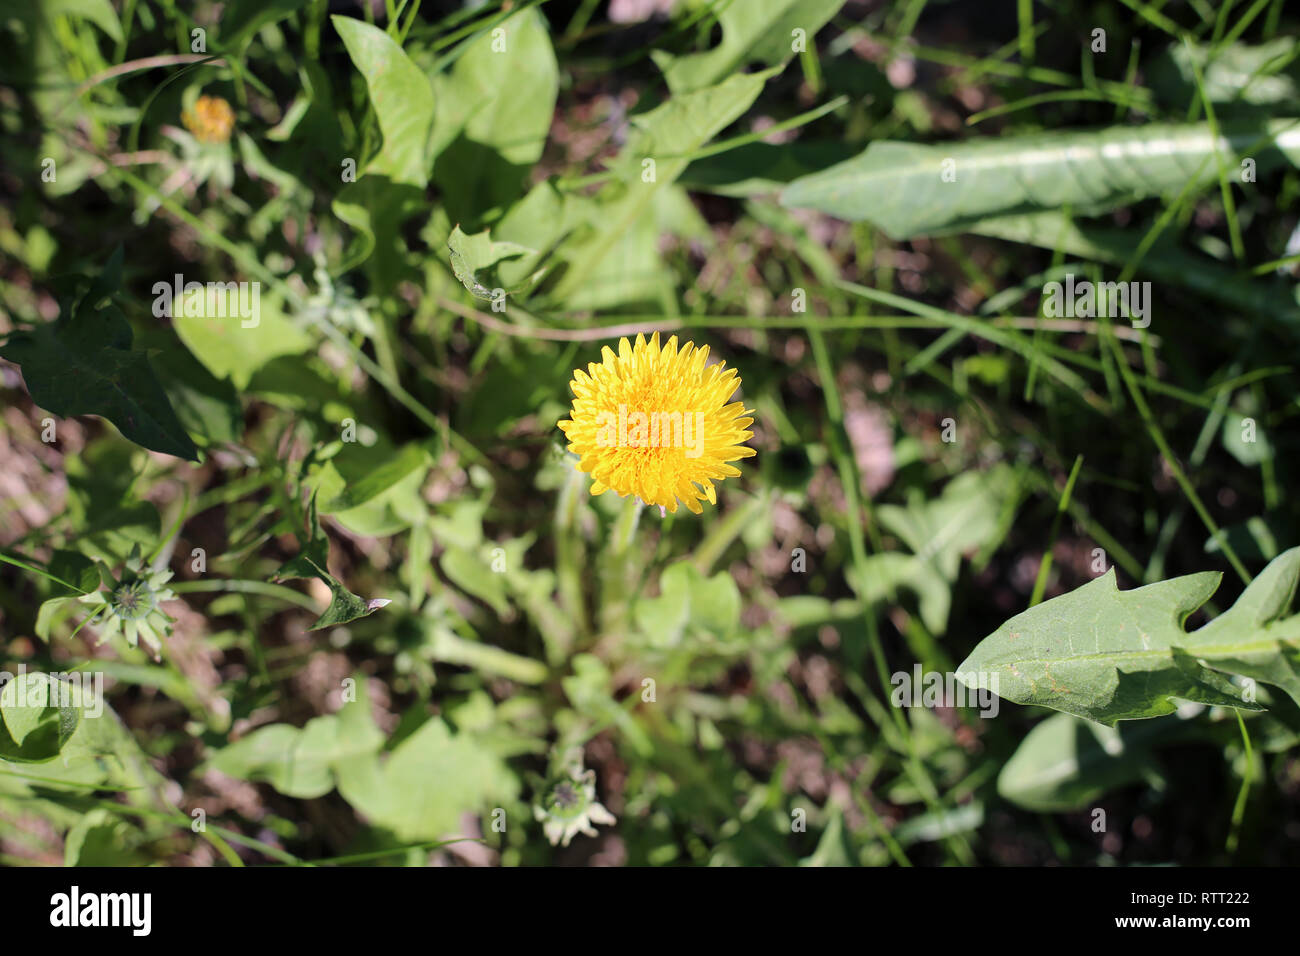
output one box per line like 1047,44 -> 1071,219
552,782 -> 579,809
111,579 -> 154,621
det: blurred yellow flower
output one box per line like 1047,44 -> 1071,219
558,332 -> 755,514
183,95 -> 235,144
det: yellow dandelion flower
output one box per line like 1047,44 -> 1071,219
182,95 -> 235,144
558,332 -> 756,515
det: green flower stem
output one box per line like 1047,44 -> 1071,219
1226,711 -> 1255,855
554,465 -> 590,645
611,493 -> 642,557
170,579 -> 321,611
691,492 -> 765,576
600,495 -> 642,634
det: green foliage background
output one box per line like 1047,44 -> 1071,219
1,0 -> 1299,866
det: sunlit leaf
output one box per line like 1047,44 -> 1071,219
960,548 -> 1300,724
782,121 -> 1300,238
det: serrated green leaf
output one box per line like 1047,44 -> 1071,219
960,548 -> 1300,724
781,121 -> 1300,238
0,253 -> 199,461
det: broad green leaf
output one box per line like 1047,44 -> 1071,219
850,552 -> 952,637
0,674 -> 80,755
205,676 -> 383,797
333,16 -> 436,187
136,328 -> 242,445
781,120 -> 1300,239
997,712 -> 1178,811
490,180 -> 572,288
681,140 -> 858,197
44,0 -> 122,43
64,808 -> 148,866
0,253 -> 199,461
635,562 -> 741,646
457,348 -> 568,439
430,8 -> 558,220
319,442 -> 431,514
447,224 -> 539,299
205,683 -> 384,799
207,724 -> 327,797
67,504 -> 159,566
877,467 -> 1016,581
550,69 -> 773,304
331,176 -> 426,281
652,0 -> 845,94
310,439 -> 431,536
172,290 -> 313,391
335,717 -> 517,841
558,203 -> 672,311
431,7 -> 556,163
0,677 -> 162,796
959,547 -> 1300,725
45,550 -> 100,596
553,184 -> 709,310
330,472 -> 427,538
